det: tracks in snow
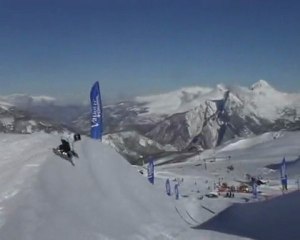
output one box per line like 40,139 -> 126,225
175,206 -> 201,228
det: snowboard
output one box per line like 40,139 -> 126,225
70,150 -> 79,158
52,148 -> 75,166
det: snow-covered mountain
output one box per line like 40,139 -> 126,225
133,80 -> 300,126
72,80 -> 300,163
0,94 -> 87,126
0,96 -> 66,134
1,80 -> 299,164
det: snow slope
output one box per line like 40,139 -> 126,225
0,133 -> 250,240
2,130 -> 299,239
218,132 -> 283,152
154,130 -> 300,238
199,190 -> 300,240
0,133 -> 182,240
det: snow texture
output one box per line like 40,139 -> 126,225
0,130 -> 300,239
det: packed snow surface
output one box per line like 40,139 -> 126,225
0,134 -> 182,240
1,131 -> 300,239
199,190 -> 300,240
0,133 -> 251,240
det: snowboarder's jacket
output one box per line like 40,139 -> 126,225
59,139 -> 71,153
60,132 -> 81,152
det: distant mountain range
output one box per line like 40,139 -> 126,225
0,94 -> 87,134
0,105 -> 63,134
1,80 -> 300,164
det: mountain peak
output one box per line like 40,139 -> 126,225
216,84 -> 228,92
250,80 -> 273,91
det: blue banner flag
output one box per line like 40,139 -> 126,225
253,182 -> 257,199
282,177 -> 288,190
90,81 -> 103,140
280,157 -> 286,180
174,183 -> 179,200
280,157 -> 288,190
166,179 -> 171,196
147,158 -> 154,184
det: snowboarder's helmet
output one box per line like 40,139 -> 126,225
74,133 -> 81,141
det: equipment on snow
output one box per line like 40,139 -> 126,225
174,183 -> 179,200
166,179 -> 171,196
70,150 -> 79,158
147,158 -> 154,184
53,148 -> 75,166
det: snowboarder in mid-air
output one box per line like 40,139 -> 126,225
53,132 -> 81,166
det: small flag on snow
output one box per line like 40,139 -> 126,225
280,157 -> 288,190
166,179 -> 171,196
147,158 -> 154,184
280,157 -> 287,179
253,182 -> 257,199
174,183 -> 179,200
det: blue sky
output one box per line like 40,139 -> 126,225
0,0 -> 299,103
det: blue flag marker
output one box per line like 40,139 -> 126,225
90,81 -> 103,140
280,157 -> 286,179
147,158 -> 154,184
174,183 -> 179,200
280,157 -> 288,190
166,179 -> 171,196
253,182 -> 258,199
